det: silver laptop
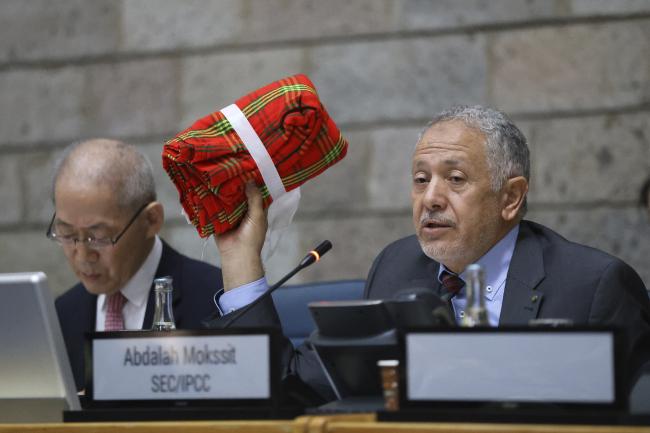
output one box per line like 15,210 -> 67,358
0,272 -> 80,422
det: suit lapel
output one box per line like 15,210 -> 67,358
143,283 -> 155,328
81,290 -> 98,332
499,222 -> 546,325
410,261 -> 442,295
67,287 -> 98,389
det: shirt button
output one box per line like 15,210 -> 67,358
486,286 -> 493,293
459,311 -> 465,318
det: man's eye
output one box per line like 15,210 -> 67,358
449,175 -> 465,184
89,237 -> 113,247
88,232 -> 110,240
413,175 -> 428,184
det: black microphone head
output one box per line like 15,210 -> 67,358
314,240 -> 332,256
299,240 -> 333,268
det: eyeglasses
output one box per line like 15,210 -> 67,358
46,203 -> 150,250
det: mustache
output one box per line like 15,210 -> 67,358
419,211 -> 456,227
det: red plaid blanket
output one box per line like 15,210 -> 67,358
162,74 -> 348,237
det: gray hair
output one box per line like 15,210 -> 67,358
420,105 -> 530,214
52,138 -> 157,210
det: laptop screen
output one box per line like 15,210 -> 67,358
0,272 -> 80,422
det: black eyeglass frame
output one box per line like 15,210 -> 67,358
46,202 -> 151,249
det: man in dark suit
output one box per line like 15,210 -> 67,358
365,221 -> 650,379
49,139 -> 222,390
210,105 -> 650,400
364,106 -> 649,381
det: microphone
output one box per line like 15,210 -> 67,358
220,240 -> 332,329
299,240 -> 332,267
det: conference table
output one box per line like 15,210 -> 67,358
1,413 -> 650,433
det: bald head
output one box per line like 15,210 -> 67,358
53,138 -> 156,211
51,139 -> 164,296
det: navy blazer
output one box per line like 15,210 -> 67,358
55,240 -> 222,390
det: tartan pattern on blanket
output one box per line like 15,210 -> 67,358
162,74 -> 348,236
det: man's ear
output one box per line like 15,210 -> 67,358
144,202 -> 164,237
501,176 -> 528,221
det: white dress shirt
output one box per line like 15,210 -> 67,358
95,236 -> 163,331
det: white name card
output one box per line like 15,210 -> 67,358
92,334 -> 270,400
406,331 -> 615,403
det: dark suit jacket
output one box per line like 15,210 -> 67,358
55,240 -> 222,391
365,220 -> 650,386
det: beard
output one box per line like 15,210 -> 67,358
415,208 -> 500,272
417,236 -> 469,269
416,209 -> 460,264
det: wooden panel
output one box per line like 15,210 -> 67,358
1,416 -> 649,433
323,421 -> 650,433
0,420 -> 293,433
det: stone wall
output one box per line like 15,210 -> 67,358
0,0 -> 648,296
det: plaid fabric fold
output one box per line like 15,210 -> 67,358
162,74 -> 348,237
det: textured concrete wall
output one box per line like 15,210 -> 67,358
0,0 -> 648,297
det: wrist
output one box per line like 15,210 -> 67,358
220,253 -> 264,291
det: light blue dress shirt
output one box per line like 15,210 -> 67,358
438,224 -> 519,326
215,277 -> 268,315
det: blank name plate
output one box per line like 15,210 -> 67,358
91,332 -> 270,401
405,329 -> 617,405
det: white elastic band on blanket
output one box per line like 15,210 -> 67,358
219,103 -> 301,262
220,103 -> 286,200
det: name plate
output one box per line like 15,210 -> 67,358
89,331 -> 273,401
404,328 -> 621,407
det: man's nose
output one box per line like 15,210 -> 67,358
422,178 -> 448,210
72,242 -> 100,262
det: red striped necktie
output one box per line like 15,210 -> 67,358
440,271 -> 465,300
104,292 -> 127,331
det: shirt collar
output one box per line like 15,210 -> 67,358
98,236 -> 163,310
438,224 -> 519,300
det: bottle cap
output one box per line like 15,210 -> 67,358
154,276 -> 173,291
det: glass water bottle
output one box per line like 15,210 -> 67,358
151,276 -> 176,331
462,264 -> 489,327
